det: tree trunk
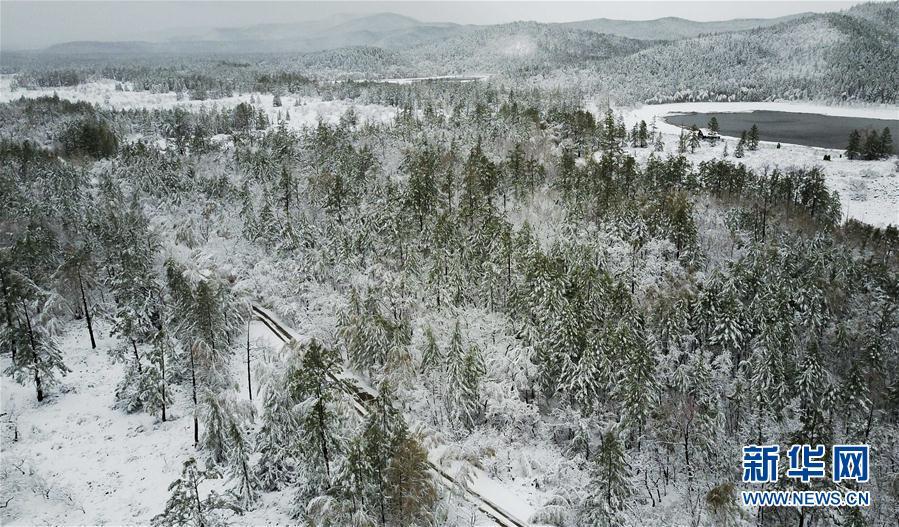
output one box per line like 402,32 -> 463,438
131,339 -> 142,374
21,303 -> 43,402
78,270 -> 96,349
316,383 -> 330,480
160,341 -> 167,422
1,270 -> 16,362
193,481 -> 205,527
190,345 -> 199,445
246,319 -> 252,401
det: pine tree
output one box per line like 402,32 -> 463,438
337,435 -> 375,520
287,339 -> 343,483
278,165 -> 293,216
403,145 -> 440,231
580,430 -> 632,526
677,129 -> 687,154
444,320 -> 484,428
166,260 -> 243,444
748,124 -> 760,150
708,116 -> 720,134
363,381 -> 408,526
654,131 -> 664,152
846,129 -> 862,160
617,317 -> 657,439
880,126 -> 893,156
338,289 -> 389,374
117,329 -> 171,419
638,120 -> 648,148
689,126 -> 700,154
863,129 -> 881,160
600,109 -> 622,155
200,389 -> 253,466
735,132 -> 746,158
55,245 -> 97,349
226,414 -> 257,510
420,325 -> 442,372
255,354 -> 301,492
386,434 -> 438,525
152,457 -> 237,527
562,337 -> 609,414
5,294 -> 69,402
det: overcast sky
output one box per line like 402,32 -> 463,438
2,1 -> 864,51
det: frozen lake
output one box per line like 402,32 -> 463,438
665,110 -> 899,150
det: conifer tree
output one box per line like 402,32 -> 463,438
5,294 -> 69,402
617,318 -> 657,439
580,430 -> 632,526
55,245 -> 97,349
420,325 -> 442,373
638,120 -> 648,148
403,145 -> 440,230
226,413 -> 257,510
748,124 -> 760,150
863,129 -> 881,160
386,434 -> 438,525
880,126 -> 893,156
165,261 -> 243,444
677,129 -> 687,154
363,381 -> 408,526
846,129 -> 862,160
444,320 -> 484,428
278,165 -> 293,216
689,126 -> 700,153
287,339 -> 343,483
152,457 -> 237,527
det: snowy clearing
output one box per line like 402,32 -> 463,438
613,102 -> 899,227
0,319 -> 283,525
0,76 -> 399,129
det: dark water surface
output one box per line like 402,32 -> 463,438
665,110 -> 899,150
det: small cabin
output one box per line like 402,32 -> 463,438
697,128 -> 719,140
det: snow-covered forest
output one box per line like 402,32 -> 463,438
1,3 -> 898,527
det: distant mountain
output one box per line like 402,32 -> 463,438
41,13 -> 472,55
35,11 -> 818,56
558,13 -> 810,40
597,4 -> 899,104
29,5 -> 899,103
408,21 -> 652,74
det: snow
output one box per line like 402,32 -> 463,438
612,102 -> 899,227
1,321 -> 193,524
0,76 -> 399,130
374,75 -> 490,84
0,318 -> 287,525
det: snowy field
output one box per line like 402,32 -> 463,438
0,76 -> 399,130
0,319 -> 288,525
614,102 -> 899,227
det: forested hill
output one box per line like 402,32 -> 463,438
407,22 -> 653,74
557,13 -> 810,40
14,2 -> 899,104
588,4 -> 899,104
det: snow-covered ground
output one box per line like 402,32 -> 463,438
375,75 -> 490,85
0,76 -> 399,130
0,320 -> 284,525
612,102 -> 899,227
